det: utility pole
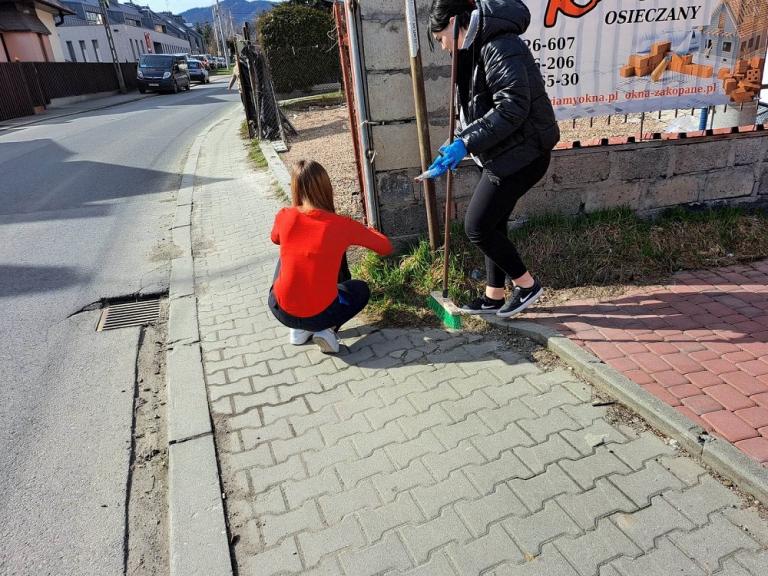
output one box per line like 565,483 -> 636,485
211,9 -> 218,55
214,0 -> 230,67
99,0 -> 126,93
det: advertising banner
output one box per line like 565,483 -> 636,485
522,0 -> 768,119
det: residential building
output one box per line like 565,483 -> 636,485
159,11 -> 204,54
0,0 -> 73,62
57,0 -> 196,63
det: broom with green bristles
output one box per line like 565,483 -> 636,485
426,16 -> 463,330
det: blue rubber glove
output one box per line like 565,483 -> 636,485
438,139 -> 467,170
423,139 -> 467,180
424,156 -> 449,179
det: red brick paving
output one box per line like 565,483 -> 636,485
702,411 -> 759,442
529,259 -> 768,465
736,437 -> 768,462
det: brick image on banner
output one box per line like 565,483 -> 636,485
525,0 -> 768,119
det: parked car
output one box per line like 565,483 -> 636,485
137,54 -> 190,94
187,59 -> 210,84
193,54 -> 209,69
216,57 -> 226,68
201,54 -> 214,69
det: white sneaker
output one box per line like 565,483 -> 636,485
289,329 -> 312,345
312,329 -> 339,354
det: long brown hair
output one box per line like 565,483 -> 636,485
291,160 -> 335,212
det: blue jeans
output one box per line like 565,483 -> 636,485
268,258 -> 370,332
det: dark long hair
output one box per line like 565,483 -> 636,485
428,0 -> 475,34
427,0 -> 475,49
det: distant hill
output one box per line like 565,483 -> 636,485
180,0 -> 276,28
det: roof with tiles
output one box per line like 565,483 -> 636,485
722,0 -> 768,39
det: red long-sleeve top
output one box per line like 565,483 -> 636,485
270,207 -> 393,317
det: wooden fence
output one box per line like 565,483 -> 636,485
0,62 -> 138,122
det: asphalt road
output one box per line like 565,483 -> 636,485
0,79 -> 240,576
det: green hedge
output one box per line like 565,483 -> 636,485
257,4 -> 340,93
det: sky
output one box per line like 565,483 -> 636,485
140,0 -> 281,16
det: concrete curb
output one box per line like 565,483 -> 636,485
260,140 -> 292,197
484,315 -> 768,506
166,117 -> 233,576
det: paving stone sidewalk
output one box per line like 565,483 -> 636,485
529,263 -> 768,465
190,113 -> 768,575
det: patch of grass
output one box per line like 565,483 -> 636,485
353,223 -> 478,327
247,139 -> 268,170
209,66 -> 234,76
240,121 -> 267,170
355,206 -> 768,324
239,120 -> 250,140
271,178 -> 290,204
511,206 -> 768,288
278,90 -> 345,111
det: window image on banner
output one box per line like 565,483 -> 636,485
523,0 -> 768,119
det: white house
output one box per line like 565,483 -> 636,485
57,0 -> 193,63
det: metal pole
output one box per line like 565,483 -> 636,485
211,8 -> 218,55
405,0 -> 439,251
99,0 -> 126,93
698,107 -> 708,130
334,2 -> 365,207
345,0 -> 380,229
442,17 -> 460,299
214,0 -> 229,67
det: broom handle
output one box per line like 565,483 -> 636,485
442,17 -> 461,298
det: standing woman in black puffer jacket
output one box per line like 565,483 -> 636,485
425,0 -> 560,318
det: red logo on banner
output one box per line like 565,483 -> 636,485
144,32 -> 153,53
545,0 -> 603,28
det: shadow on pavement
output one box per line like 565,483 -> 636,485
0,139 -> 229,223
536,289 -> 768,345
0,264 -> 85,298
329,325 -> 528,370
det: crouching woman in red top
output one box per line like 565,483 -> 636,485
269,160 -> 393,354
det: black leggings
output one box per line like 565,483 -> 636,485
464,154 -> 551,288
268,256 -> 369,333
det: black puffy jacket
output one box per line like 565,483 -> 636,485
456,0 -> 560,180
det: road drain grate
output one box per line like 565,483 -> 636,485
97,299 -> 161,331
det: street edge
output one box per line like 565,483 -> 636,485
165,117 -> 234,576
484,315 -> 768,506
0,92 -> 151,132
0,78 -> 229,133
260,140 -> 292,197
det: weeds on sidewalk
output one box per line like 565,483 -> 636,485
353,227 -> 475,327
239,120 -> 249,140
239,121 -> 268,170
355,206 -> 768,325
248,141 -> 268,169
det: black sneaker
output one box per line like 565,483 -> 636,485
460,295 -> 504,315
497,278 -> 543,318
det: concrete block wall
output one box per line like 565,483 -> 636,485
355,2 -> 768,245
514,131 -> 768,223
376,129 -> 768,246
358,0 -> 456,242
